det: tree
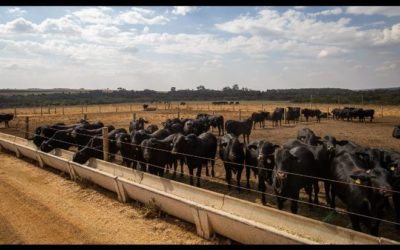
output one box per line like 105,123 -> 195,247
170,87 -> 176,92
232,84 -> 239,90
222,86 -> 231,92
197,85 -> 205,91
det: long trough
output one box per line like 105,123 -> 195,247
0,132 -> 398,244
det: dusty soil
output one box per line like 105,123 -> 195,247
0,152 -> 222,244
1,101 -> 400,242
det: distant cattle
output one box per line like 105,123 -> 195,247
271,108 -> 284,127
251,112 -> 269,129
0,114 -> 14,128
285,107 -> 300,124
332,108 -> 375,123
301,109 -> 322,122
212,101 -> 229,105
180,102 -> 186,105
393,125 -> 400,139
196,113 -> 224,136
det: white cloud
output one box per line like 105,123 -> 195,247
308,7 -> 342,17
0,17 -> 38,33
376,61 -> 398,72
372,23 -> 400,45
317,47 -> 348,58
172,6 -> 197,16
346,6 -> 400,17
8,7 -> 27,16
72,7 -> 117,25
118,7 -> 169,25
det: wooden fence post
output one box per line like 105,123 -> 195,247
83,114 -> 87,121
102,127 -> 109,162
25,117 -> 29,139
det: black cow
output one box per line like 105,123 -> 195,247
302,109 -> 322,122
116,132 -> 135,168
145,124 -> 159,134
271,108 -> 284,127
141,133 -> 185,178
364,109 -> 375,123
131,129 -> 171,170
251,112 -> 269,129
297,128 -> 322,146
171,132 -> 217,186
273,146 -> 318,214
0,114 -> 14,128
225,117 -> 253,144
329,151 -> 392,236
71,125 -> 115,150
162,118 -> 184,134
393,126 -> 400,139
40,128 -> 76,152
245,140 -> 279,205
219,134 -> 245,190
331,108 -> 341,120
129,118 -> 148,134
282,138 -> 334,205
30,123 -> 67,147
72,128 -> 127,164
285,107 -> 300,124
208,115 -> 224,136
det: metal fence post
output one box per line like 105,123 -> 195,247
102,127 -> 109,161
25,117 -> 29,139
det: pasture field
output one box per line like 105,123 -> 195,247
1,101 -> 400,243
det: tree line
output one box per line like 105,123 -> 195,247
0,86 -> 399,108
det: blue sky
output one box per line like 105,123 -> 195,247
0,6 -> 399,91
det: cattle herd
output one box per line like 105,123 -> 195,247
331,107 -> 375,122
0,113 -> 14,128
22,105 -> 400,237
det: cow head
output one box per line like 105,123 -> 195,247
273,148 -> 297,195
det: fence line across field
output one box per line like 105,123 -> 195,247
7,124 -> 400,198
2,127 -> 400,230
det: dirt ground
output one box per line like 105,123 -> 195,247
0,152 -> 224,244
1,101 -> 400,243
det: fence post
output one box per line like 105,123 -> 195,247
24,117 -> 29,139
133,113 -> 136,121
239,109 -> 241,120
102,127 -> 109,162
83,114 -> 87,121
327,107 -> 330,120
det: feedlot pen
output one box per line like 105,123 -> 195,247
1,101 -> 400,243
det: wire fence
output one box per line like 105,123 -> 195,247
2,125 -> 400,231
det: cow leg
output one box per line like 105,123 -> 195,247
393,193 -> 400,229
349,214 -> 362,232
225,165 -> 232,190
205,162 -> 210,177
290,192 -> 300,214
172,160 -> 177,179
324,181 -> 332,206
305,184 -> 313,210
211,159 -> 215,177
236,166 -> 243,192
159,165 -> 165,177
259,174 -> 267,205
189,167 -> 194,186
330,186 -> 336,209
245,165 -> 251,189
313,180 -> 320,205
196,166 -> 202,187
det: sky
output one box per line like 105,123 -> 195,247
0,6 -> 399,91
